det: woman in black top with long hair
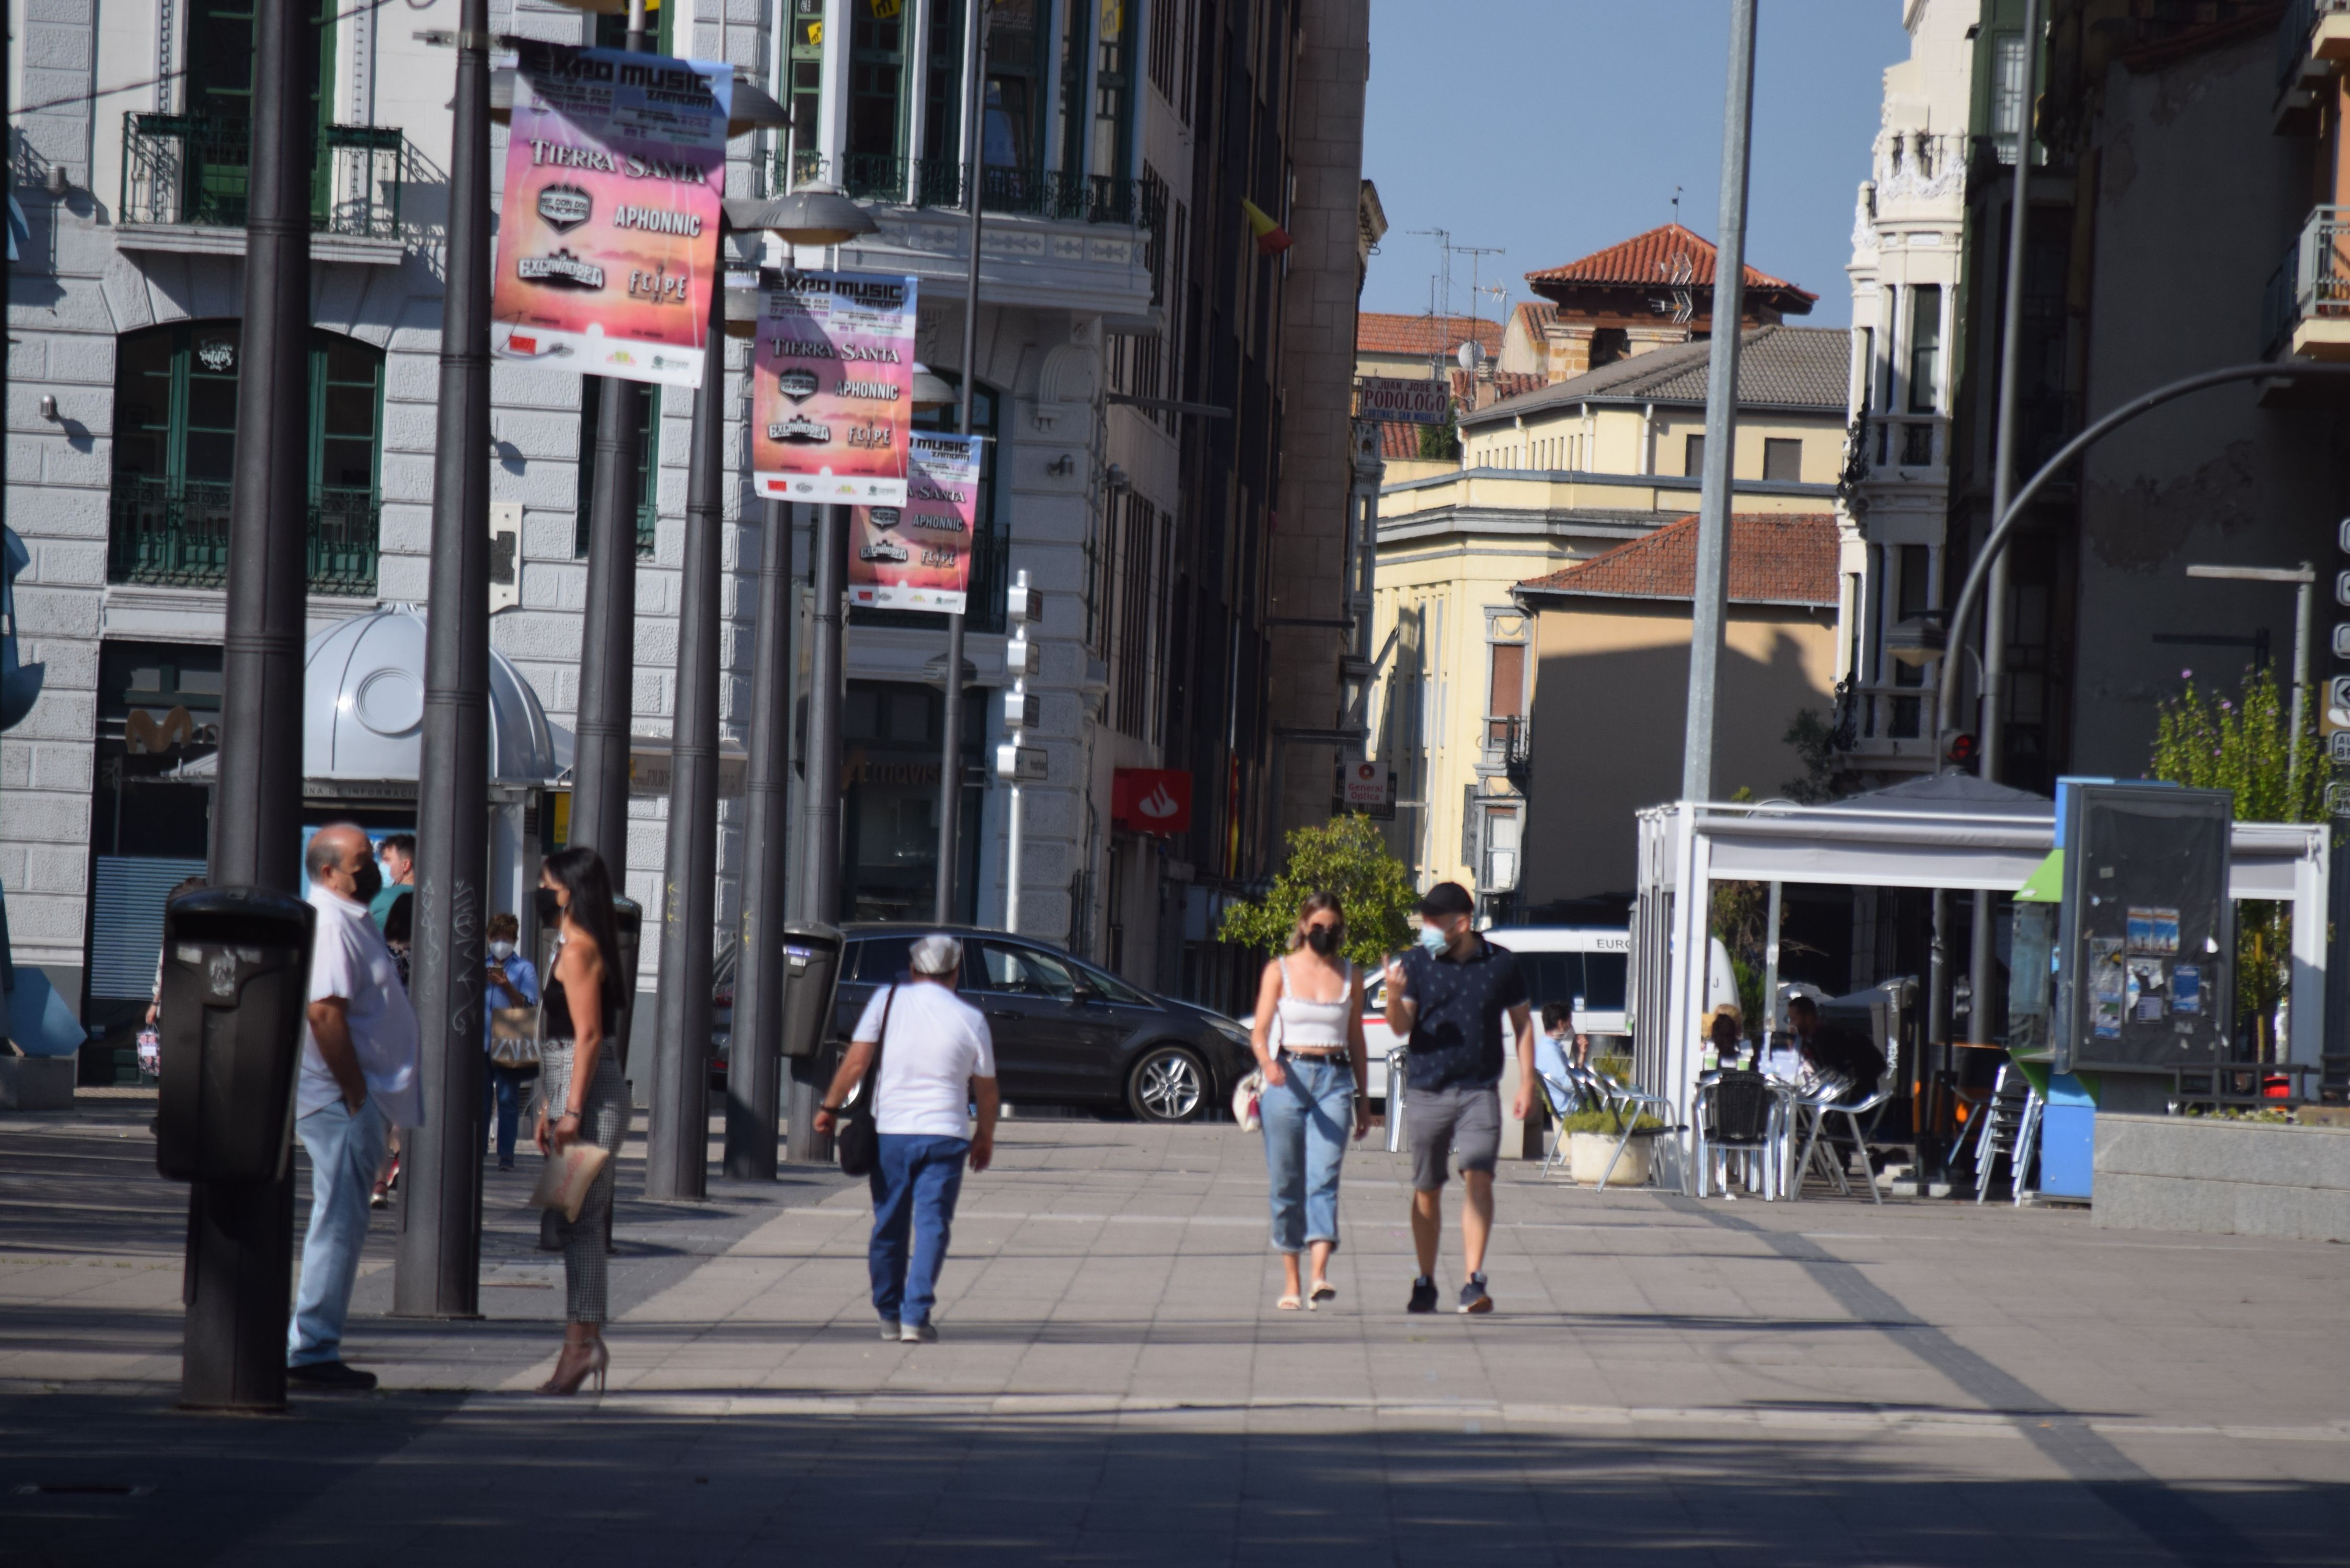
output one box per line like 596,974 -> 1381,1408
533,845 -> 629,1395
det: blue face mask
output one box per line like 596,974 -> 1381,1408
1417,923 -> 1448,952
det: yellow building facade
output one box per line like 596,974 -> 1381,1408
1367,325 -> 1849,915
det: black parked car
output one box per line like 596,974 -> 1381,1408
827,924 -> 1254,1122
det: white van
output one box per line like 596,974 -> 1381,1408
1360,925 -> 1733,1103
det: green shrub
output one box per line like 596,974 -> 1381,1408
1554,1109 -> 1666,1136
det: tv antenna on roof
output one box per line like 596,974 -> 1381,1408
1672,185 -> 1683,224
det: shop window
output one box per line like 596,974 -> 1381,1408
836,679 -> 984,925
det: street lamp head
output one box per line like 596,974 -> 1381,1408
725,181 -> 879,247
911,365 -> 956,412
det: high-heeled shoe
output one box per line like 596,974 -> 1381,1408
536,1338 -> 608,1397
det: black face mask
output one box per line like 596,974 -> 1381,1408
534,886 -> 564,927
350,859 -> 384,904
1304,926 -> 1341,956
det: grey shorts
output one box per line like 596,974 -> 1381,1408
1406,1082 -> 1501,1192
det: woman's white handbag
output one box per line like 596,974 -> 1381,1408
1234,1070 -> 1265,1132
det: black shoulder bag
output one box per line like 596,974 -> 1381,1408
835,985 -> 895,1178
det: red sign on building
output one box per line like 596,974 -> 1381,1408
1112,768 -> 1192,835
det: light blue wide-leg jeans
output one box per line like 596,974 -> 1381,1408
287,1096 -> 389,1367
1260,1056 -> 1353,1253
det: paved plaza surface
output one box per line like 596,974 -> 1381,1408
5,1096 -> 2349,1566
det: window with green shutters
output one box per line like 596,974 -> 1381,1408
107,321 -> 384,595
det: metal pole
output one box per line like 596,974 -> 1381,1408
804,508 -> 846,923
393,0 -> 493,1318
2293,567 -> 2314,785
785,505 -> 845,1166
934,0 -> 988,926
1678,0 -> 1757,805
1762,879 -> 1782,1038
724,497 -> 791,1180
644,251 -> 727,1202
1005,571 -> 1030,933
568,0 -> 652,887
1969,0 -> 2040,1050
182,0 -> 310,1412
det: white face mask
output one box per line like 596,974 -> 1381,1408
487,941 -> 516,961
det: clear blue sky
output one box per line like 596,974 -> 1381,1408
1362,2 -> 1915,331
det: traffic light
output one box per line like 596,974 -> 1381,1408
1942,730 -> 1979,768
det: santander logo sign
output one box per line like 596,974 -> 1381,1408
1113,768 -> 1192,835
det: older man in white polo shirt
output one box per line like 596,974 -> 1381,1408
286,823 -> 422,1391
815,933 -> 998,1344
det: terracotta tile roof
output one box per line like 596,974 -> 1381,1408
1378,420 -> 1430,459
1449,367 -> 1546,408
1525,223 -> 1816,312
1460,325 -> 1849,428
1357,311 -> 1503,359
1516,513 -> 1839,607
1510,300 -> 1560,338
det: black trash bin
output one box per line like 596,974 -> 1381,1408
154,887 -> 318,1184
777,923 -> 843,1060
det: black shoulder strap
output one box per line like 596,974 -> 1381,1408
864,985 -> 897,1110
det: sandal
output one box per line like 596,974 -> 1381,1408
1308,1281 -> 1337,1308
1275,1293 -> 1303,1312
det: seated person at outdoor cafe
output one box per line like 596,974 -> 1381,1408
1534,1001 -> 1587,1091
1785,994 -> 1884,1101
1703,1003 -> 1751,1072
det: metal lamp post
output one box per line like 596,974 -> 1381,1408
934,0 -> 989,924
391,0 -> 496,1318
719,182 -> 877,1164
181,0 -> 312,1411
1678,0 -> 1757,804
641,76 -> 797,1198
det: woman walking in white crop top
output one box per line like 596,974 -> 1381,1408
1248,891 -> 1371,1310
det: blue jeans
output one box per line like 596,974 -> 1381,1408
482,1062 -> 536,1164
288,1097 -> 390,1368
1261,1055 -> 1353,1253
868,1134 -> 970,1328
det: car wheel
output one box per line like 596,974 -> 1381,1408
1127,1044 -> 1209,1123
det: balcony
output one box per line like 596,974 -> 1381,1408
1864,414 -> 1948,475
2262,205 -> 2350,361
108,477 -> 381,597
1484,714 -> 1533,790
118,114 -> 410,262
780,151 -> 1157,228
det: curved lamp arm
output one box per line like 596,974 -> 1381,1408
1935,360 -> 2350,760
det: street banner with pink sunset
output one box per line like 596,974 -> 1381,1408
490,41 -> 731,388
848,432 -> 981,614
752,270 -> 918,504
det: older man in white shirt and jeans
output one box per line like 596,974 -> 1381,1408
815,933 -> 998,1344
286,823 -> 422,1391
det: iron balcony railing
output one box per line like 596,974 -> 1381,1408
108,476 -> 381,596
2263,204 -> 2350,358
1487,714 -> 1533,789
779,149 -> 1156,227
1868,414 -> 1946,471
121,114 -> 406,238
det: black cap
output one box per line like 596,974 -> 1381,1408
1416,881 -> 1474,918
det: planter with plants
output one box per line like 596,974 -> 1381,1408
1555,1108 -> 1666,1186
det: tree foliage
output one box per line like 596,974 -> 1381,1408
2148,664 -> 2328,1058
1417,414 -> 1461,461
1781,705 -> 1862,804
1216,814 -> 1420,969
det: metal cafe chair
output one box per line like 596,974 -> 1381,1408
1791,1078 -> 1893,1204
1695,1069 -> 1778,1200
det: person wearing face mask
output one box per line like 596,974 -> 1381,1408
1383,881 -> 1534,1316
1247,891 -> 1372,1311
480,912 -> 542,1170
286,824 -> 420,1391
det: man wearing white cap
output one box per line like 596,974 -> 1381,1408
815,933 -> 999,1343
